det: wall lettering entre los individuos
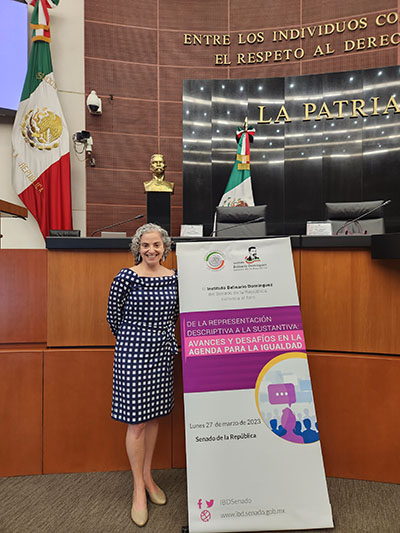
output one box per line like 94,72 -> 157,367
183,11 -> 400,65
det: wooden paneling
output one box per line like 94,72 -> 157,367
48,250 -> 176,348
86,99 -> 158,138
302,0 -> 397,23
159,0 -> 228,31
85,23 -> 157,64
0,351 -> 42,476
301,249 -> 400,354
86,207 -> 147,239
86,168 -> 150,205
85,59 -> 158,100
230,0 -> 300,29
84,0 -> 158,27
43,349 -> 172,473
292,248 -> 300,297
0,250 -> 47,345
308,351 -> 400,483
160,102 -> 182,138
48,250 -> 132,347
85,132 -> 158,171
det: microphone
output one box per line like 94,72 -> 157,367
336,200 -> 391,235
210,216 -> 265,237
90,214 -> 144,237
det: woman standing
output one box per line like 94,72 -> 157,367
107,223 -> 178,527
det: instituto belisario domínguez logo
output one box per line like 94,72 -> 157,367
233,244 -> 268,271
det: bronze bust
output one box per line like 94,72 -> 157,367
144,154 -> 174,193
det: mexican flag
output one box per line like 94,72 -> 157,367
218,123 -> 255,207
12,0 -> 72,239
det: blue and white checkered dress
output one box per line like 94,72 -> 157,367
107,268 -> 178,424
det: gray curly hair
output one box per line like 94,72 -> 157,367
130,223 -> 171,264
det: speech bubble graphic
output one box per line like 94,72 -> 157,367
268,383 -> 296,407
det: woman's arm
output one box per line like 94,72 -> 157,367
106,273 -> 131,338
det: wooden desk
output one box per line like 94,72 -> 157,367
0,237 -> 399,482
0,199 -> 28,248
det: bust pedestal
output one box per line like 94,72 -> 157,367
146,192 -> 171,234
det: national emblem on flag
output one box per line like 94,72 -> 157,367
11,0 -> 72,239
219,118 -> 256,207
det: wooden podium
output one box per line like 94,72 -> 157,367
0,199 -> 28,247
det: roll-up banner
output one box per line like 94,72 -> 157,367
176,237 -> 333,533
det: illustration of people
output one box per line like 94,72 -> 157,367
280,408 -> 304,443
293,420 -> 302,437
246,246 -> 259,262
301,418 -> 319,443
270,418 -> 287,437
303,407 -> 316,427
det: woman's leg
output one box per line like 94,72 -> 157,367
126,422 -> 147,510
143,418 -> 160,492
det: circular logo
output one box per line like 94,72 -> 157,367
205,251 -> 225,270
21,107 -> 63,150
200,510 -> 211,522
255,352 -> 320,445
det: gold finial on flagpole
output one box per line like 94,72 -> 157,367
244,116 -> 248,130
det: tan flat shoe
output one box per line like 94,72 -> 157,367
147,487 -> 167,505
131,504 -> 148,527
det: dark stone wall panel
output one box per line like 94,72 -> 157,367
230,63 -> 301,79
168,172 -> 183,208
159,67 -> 229,102
170,207 -> 183,237
230,0 -> 301,30
302,48 -> 398,75
182,67 -> 400,233
159,0 -> 228,31
160,137 -> 182,171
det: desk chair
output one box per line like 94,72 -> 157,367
325,200 -> 386,235
215,205 -> 267,237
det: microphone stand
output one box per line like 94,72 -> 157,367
335,200 -> 391,235
90,214 -> 144,237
